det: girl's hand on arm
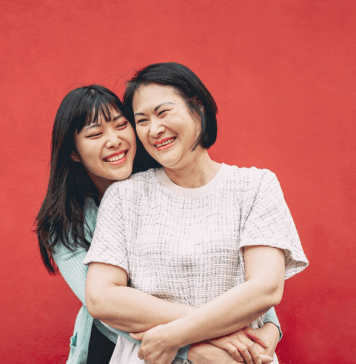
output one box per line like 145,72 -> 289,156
208,327 -> 273,364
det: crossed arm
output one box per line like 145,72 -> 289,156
54,241 -> 281,363
86,245 -> 285,364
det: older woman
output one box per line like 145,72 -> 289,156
84,63 -> 308,364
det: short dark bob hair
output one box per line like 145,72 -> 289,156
123,62 -> 218,150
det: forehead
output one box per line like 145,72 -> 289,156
86,105 -> 121,125
132,84 -> 182,111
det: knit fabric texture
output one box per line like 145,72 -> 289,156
84,164 -> 308,328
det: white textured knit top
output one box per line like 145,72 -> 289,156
84,164 -> 308,327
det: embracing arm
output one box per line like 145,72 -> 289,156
162,246 -> 285,346
86,261 -> 278,364
53,242 -> 92,305
85,262 -> 194,332
131,246 -> 285,364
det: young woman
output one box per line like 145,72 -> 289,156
84,63 -> 308,364
37,85 -> 281,364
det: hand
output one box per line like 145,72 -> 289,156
253,323 -> 280,359
208,327 -> 273,364
130,325 -> 179,364
188,341 -> 243,364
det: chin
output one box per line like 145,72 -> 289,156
111,167 -> 132,181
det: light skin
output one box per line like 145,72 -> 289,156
73,106 -> 277,363
132,84 -> 285,363
71,108 -> 136,197
85,90 -> 283,363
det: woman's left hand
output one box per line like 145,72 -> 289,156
130,325 -> 179,364
208,326 -> 273,364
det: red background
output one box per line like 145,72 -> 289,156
1,1 -> 355,363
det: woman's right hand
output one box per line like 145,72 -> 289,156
188,341 -> 242,364
207,327 -> 274,364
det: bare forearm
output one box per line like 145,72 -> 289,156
164,278 -> 283,348
165,247 -> 285,348
87,284 -> 194,332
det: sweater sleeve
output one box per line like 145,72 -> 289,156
239,169 -> 308,279
52,242 -> 143,345
52,199 -> 191,359
263,307 -> 283,341
51,199 -> 141,347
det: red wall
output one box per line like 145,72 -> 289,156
1,1 -> 355,363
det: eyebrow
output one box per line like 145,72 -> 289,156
134,102 -> 175,117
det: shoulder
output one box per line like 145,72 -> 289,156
102,168 -> 158,202
223,164 -> 278,191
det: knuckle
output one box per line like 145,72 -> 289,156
229,347 -> 238,354
240,345 -> 247,353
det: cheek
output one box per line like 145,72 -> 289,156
136,128 -> 148,145
77,140 -> 99,165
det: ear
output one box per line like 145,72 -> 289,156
193,95 -> 204,114
193,95 -> 203,106
70,150 -> 81,162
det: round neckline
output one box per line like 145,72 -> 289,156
155,163 -> 228,198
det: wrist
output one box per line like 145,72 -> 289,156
163,318 -> 187,348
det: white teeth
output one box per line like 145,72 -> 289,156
106,152 -> 126,162
156,138 -> 175,147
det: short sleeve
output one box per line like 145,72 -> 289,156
240,170 -> 308,279
83,183 -> 129,273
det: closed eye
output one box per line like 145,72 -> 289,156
136,118 -> 148,124
158,110 -> 168,117
87,133 -> 102,138
116,121 -> 128,129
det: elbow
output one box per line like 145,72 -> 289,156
85,289 -> 105,319
250,278 -> 284,309
265,280 -> 284,307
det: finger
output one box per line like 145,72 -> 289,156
260,354 -> 274,363
222,342 -> 245,362
130,332 -> 145,341
243,327 -> 269,348
229,341 -> 254,364
137,347 -> 144,360
238,336 -> 261,364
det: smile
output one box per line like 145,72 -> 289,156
104,151 -> 127,165
154,137 -> 176,150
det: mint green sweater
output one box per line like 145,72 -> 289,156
53,198 -> 281,364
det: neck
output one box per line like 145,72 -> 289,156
163,150 -> 221,188
87,172 -> 113,201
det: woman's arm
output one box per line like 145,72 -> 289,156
133,246 -> 285,364
86,262 -> 194,332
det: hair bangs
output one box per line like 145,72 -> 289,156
78,89 -> 122,131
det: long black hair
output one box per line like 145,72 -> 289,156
123,62 -> 218,150
36,85 -> 159,274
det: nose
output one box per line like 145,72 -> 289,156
105,129 -> 122,149
149,118 -> 165,138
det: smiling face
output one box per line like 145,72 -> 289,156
72,107 -> 136,190
132,84 -> 203,170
